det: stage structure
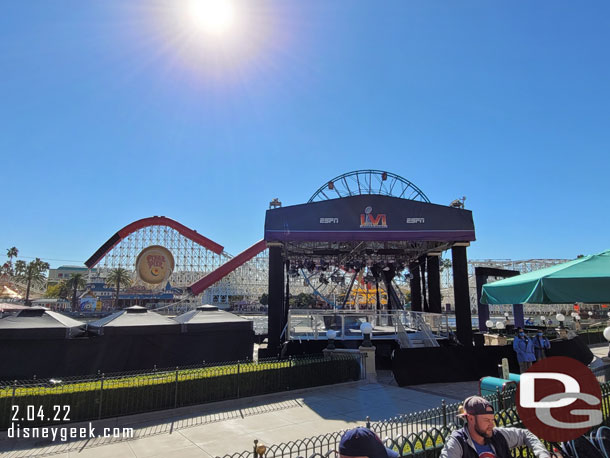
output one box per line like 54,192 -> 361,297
263,170 -> 477,351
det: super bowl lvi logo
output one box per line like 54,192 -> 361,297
360,206 -> 387,228
136,245 -> 175,285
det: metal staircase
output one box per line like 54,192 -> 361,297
395,311 -> 441,349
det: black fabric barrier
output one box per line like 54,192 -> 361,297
392,344 -> 518,386
0,329 -> 255,380
546,335 -> 594,365
392,337 -> 594,386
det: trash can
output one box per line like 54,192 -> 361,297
507,373 -> 520,384
479,376 -> 517,411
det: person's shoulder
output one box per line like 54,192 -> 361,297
448,427 -> 468,441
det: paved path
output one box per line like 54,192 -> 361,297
589,343 -> 608,360
5,344 -> 607,458
0,373 -> 478,458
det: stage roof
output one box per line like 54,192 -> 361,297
264,194 -> 475,244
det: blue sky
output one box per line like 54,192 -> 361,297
1,1 -> 608,268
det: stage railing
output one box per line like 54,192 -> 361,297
286,309 -> 449,341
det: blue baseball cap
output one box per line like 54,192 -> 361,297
339,427 -> 400,458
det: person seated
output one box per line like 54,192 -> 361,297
339,427 -> 399,458
440,396 -> 552,458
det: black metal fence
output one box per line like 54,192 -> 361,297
221,379 -> 610,458
577,329 -> 607,345
0,353 -> 364,430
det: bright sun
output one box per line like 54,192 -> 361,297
188,0 -> 237,36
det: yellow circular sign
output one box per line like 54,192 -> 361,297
135,245 -> 175,285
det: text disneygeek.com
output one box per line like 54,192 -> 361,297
8,423 -> 134,442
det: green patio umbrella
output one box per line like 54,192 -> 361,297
481,249 -> 610,304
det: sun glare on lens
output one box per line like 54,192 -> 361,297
188,0 -> 236,36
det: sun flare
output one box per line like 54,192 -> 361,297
188,0 -> 236,36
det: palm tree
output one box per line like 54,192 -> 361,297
45,280 -> 69,300
15,258 -> 50,305
106,268 -> 132,309
3,247 -> 18,276
66,273 -> 87,312
6,247 -> 18,262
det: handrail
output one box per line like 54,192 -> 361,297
287,309 -> 446,343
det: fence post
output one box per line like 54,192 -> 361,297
174,367 -> 179,409
366,415 -> 371,429
253,439 -> 258,458
98,373 -> 105,420
362,352 -> 367,380
442,399 -> 447,428
496,387 -> 503,411
237,362 -> 241,399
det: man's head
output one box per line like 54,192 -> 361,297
517,327 -> 525,337
459,396 -> 495,443
339,427 -> 399,458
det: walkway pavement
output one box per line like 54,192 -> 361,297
589,342 -> 609,361
4,344 -> 607,458
0,372 -> 478,458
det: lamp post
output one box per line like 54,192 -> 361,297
360,322 -> 373,348
556,313 -> 565,329
556,313 -> 567,339
540,315 -> 546,336
603,327 -> 610,361
495,321 -> 505,337
574,313 -> 581,331
326,329 -> 336,350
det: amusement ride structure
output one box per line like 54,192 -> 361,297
79,170 -> 569,332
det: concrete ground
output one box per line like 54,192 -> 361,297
3,344 -> 607,458
589,342 -> 609,360
0,372 -> 478,458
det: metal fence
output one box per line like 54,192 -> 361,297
221,387 -> 518,458
0,353 -> 364,430
222,379 -> 610,458
577,328 -> 608,345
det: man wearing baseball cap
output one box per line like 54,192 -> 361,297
339,427 -> 399,458
440,396 -> 551,458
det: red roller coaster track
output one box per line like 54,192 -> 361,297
85,216 -> 224,269
86,216 -> 268,297
189,239 -> 267,295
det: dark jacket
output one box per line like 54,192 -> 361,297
532,335 -> 551,360
513,336 -> 536,363
440,426 -> 550,458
